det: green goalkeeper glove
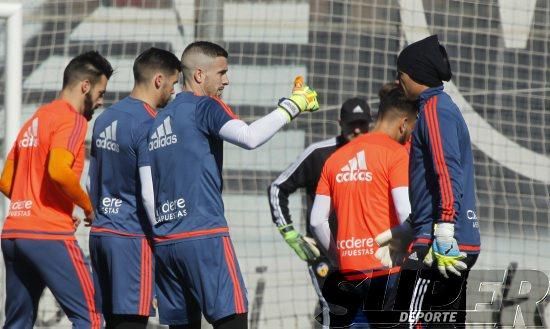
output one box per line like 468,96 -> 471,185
374,220 -> 413,268
423,223 -> 467,279
279,224 -> 320,262
278,76 -> 320,121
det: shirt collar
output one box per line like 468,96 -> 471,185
418,85 -> 444,106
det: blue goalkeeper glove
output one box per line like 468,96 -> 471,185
278,76 -> 320,121
279,224 -> 320,262
423,223 -> 467,278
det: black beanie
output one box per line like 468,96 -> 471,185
397,35 -> 452,87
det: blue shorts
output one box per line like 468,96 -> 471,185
89,235 -> 154,316
1,238 -> 101,329
154,235 -> 248,325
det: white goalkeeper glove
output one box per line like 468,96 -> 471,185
423,223 -> 467,278
374,221 -> 414,268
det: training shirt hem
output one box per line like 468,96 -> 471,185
153,227 -> 230,245
90,226 -> 148,238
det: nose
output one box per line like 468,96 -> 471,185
222,75 -> 229,86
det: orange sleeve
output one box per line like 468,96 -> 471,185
0,145 -> 17,197
0,159 -> 15,198
389,146 -> 409,189
50,114 -> 87,157
316,162 -> 332,196
47,148 -> 92,214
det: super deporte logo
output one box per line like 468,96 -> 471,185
149,116 -> 177,150
96,120 -> 120,152
336,150 -> 373,183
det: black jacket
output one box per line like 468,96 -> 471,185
268,136 -> 348,237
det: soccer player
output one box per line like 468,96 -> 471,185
267,97 -> 371,327
0,51 -> 112,329
393,35 -> 481,327
88,48 -> 181,329
310,86 -> 417,327
147,41 -> 319,329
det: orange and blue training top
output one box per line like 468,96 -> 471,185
2,100 -> 87,240
409,86 -> 480,253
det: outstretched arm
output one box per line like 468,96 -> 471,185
218,76 -> 320,150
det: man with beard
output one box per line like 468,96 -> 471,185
87,48 -> 181,329
311,86 -> 417,328
0,51 -> 112,328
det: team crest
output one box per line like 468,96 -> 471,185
316,262 -> 329,278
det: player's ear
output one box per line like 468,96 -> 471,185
194,68 -> 203,84
399,116 -> 407,134
154,73 -> 163,89
81,79 -> 91,95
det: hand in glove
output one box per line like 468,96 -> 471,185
374,221 -> 414,268
278,76 -> 320,120
423,223 -> 467,278
279,224 -> 320,262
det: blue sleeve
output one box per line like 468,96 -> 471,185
421,96 -> 464,223
195,97 -> 236,137
135,119 -> 153,168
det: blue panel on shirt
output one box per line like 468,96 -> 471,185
89,96 -> 156,236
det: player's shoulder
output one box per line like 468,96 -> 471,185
324,138 -> 356,169
431,92 -> 461,117
37,99 -> 86,129
289,137 -> 339,169
368,133 -> 407,154
302,137 -> 339,157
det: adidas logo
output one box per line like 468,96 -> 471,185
149,117 -> 177,151
409,251 -> 418,261
335,150 -> 373,183
19,118 -> 39,148
96,120 -> 120,152
352,105 -> 364,113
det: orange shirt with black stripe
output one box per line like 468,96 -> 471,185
2,100 -> 87,240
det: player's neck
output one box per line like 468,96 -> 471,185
58,90 -> 85,115
130,86 -> 158,110
371,122 -> 400,142
183,80 -> 205,96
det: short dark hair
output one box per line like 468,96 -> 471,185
181,41 -> 228,81
377,85 -> 417,121
62,51 -> 113,88
133,47 -> 182,84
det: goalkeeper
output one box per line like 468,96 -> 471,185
311,85 -> 417,328
268,97 -> 371,328
393,35 -> 481,327
148,41 -> 320,329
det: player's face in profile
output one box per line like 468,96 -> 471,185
398,115 -> 416,144
341,120 -> 369,141
83,75 -> 108,121
203,56 -> 229,97
397,71 -> 417,101
158,71 -> 179,108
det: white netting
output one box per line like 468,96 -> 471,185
0,0 -> 548,328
